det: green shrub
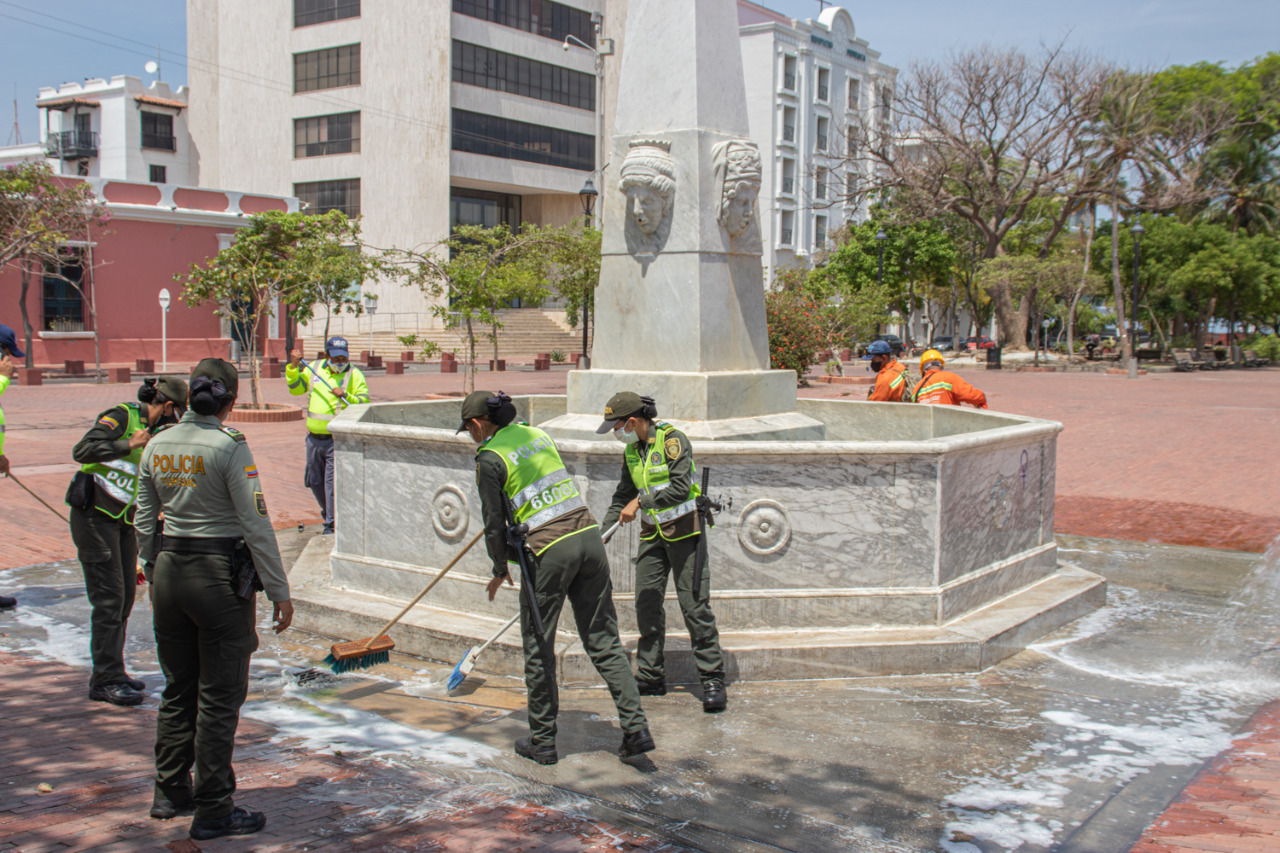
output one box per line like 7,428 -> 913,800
549,349 -> 567,363
1243,334 -> 1280,361
766,289 -> 826,384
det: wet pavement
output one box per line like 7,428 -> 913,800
3,529 -> 1279,851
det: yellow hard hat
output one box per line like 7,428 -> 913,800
920,349 -> 945,372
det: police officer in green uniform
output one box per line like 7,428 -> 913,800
599,392 -> 727,713
462,390 -> 654,766
69,375 -> 188,706
135,359 -> 293,841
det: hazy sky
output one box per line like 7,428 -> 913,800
2,0 -> 1275,144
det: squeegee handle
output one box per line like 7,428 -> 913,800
475,612 -> 521,657
362,529 -> 483,651
601,521 -> 620,544
299,359 -> 350,409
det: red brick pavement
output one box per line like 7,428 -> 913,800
0,651 -> 677,852
1134,700 -> 1280,853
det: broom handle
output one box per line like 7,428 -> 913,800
362,529 -> 483,651
474,611 -> 521,657
8,473 -> 70,523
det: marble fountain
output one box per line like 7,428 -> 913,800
289,0 -> 1104,684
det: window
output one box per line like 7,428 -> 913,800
452,0 -> 594,47
846,169 -> 858,198
43,248 -> 86,332
781,159 -> 795,195
141,112 -> 175,150
817,67 -> 830,102
815,168 -> 827,201
74,112 -> 91,135
294,44 -> 360,93
294,178 -> 361,217
149,165 -> 167,183
815,216 -> 827,250
782,55 -> 797,91
75,160 -> 90,176
780,210 -> 794,246
294,112 -> 361,157
453,41 -> 594,111
848,77 -> 860,109
782,106 -> 796,143
294,0 -> 359,27
451,187 -> 521,230
816,116 -> 829,152
452,109 -> 594,171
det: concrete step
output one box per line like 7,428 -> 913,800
290,537 -> 1106,685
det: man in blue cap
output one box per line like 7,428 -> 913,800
285,337 -> 370,535
864,339 -> 912,403
0,323 -> 22,609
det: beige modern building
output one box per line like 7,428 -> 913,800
187,0 -> 605,328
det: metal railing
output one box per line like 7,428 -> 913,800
780,228 -> 793,245
782,125 -> 795,142
783,73 -> 796,91
817,84 -> 829,101
46,130 -> 98,159
817,134 -> 828,151
142,132 -> 176,151
781,176 -> 794,194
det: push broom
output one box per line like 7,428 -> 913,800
324,529 -> 483,673
446,521 -> 621,691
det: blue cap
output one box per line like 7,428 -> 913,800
862,340 -> 891,359
0,323 -> 25,359
325,336 -> 349,358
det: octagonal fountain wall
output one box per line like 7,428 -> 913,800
299,394 -> 1095,676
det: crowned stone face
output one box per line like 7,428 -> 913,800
626,185 -> 666,235
723,186 -> 758,236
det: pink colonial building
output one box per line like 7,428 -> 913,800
0,177 -> 300,367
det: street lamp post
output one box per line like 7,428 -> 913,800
158,287 -> 171,373
1129,221 -> 1144,380
577,178 -> 598,369
362,292 -> 377,362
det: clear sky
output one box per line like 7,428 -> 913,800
1,0 -> 1275,144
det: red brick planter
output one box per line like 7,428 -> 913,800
489,359 -> 506,372
441,361 -> 458,373
838,348 -> 852,361
107,367 -> 131,383
812,375 -> 873,385
424,392 -> 464,400
135,359 -> 155,373
366,355 -> 383,369
386,360 -> 406,375
400,351 -> 415,362
18,368 -> 42,386
64,360 -> 85,375
533,358 -> 551,371
260,362 -> 282,379
226,403 -> 304,424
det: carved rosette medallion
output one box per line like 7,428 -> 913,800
737,499 -> 792,556
431,484 -> 469,539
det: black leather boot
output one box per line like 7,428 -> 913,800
150,792 -> 195,820
619,728 -> 656,758
515,738 -> 558,765
189,807 -> 266,840
636,678 -> 666,696
88,683 -> 144,706
702,679 -> 727,713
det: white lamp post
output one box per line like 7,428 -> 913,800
158,287 -> 171,372
363,292 -> 378,360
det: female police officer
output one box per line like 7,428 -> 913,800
135,358 -> 292,841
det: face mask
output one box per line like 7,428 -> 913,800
870,358 -> 885,372
614,425 -> 639,444
151,411 -> 180,431
329,358 -> 350,372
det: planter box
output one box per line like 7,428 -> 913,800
386,361 -> 406,375
18,368 -> 42,386
489,359 -> 506,372
366,355 -> 383,370
533,358 -> 551,371
400,351 -> 415,362
64,360 -> 85,375
838,348 -> 852,361
135,359 -> 155,373
260,362 -> 282,379
107,367 -> 131,384
441,361 -> 457,373
226,403 -> 304,424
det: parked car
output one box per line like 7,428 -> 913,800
858,334 -> 905,357
965,335 -> 996,350
929,336 -> 955,351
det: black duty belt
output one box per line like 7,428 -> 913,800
308,433 -> 333,442
159,535 -> 240,556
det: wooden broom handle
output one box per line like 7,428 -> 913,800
362,529 -> 484,651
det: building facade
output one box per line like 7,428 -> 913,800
186,0 -> 605,325
737,3 -> 896,281
0,76 -> 193,186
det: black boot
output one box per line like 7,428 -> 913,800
88,683 -> 144,706
636,677 -> 666,696
514,738 -> 558,765
150,792 -> 195,820
702,679 -> 727,713
619,728 -> 656,758
124,676 -> 146,692
0,595 -> 15,609
189,807 -> 267,840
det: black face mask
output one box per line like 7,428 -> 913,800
870,358 -> 886,373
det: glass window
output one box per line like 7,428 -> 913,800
817,67 -> 830,102
780,210 -> 794,246
815,216 -> 827,250
294,178 -> 361,217
815,168 -> 827,201
453,0 -> 593,47
294,0 -> 360,27
149,164 -> 167,183
452,41 -> 594,111
782,55 -> 797,91
141,112 -> 175,150
43,248 -> 86,332
294,44 -> 361,93
848,77 -> 860,109
816,116 -> 829,152
450,187 -> 521,230
294,112 -> 361,158
451,109 -> 594,171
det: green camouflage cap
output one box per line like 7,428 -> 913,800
190,358 -> 239,399
596,391 -> 648,434
155,376 -> 189,409
457,390 -> 496,433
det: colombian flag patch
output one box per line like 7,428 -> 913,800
244,465 -> 259,478
98,416 -> 119,429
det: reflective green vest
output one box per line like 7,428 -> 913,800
624,421 -> 701,541
481,423 -> 586,555
80,402 -> 145,519
286,361 -> 365,435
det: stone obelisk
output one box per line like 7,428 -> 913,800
542,0 -> 823,441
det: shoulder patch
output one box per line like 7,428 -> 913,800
664,437 -> 681,460
220,426 -> 247,442
254,490 -> 267,516
153,423 -> 177,435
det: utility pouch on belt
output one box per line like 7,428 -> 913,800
65,470 -> 95,509
232,540 -> 264,599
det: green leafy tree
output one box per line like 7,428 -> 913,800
520,220 -> 600,360
765,281 -> 826,384
178,210 -> 379,408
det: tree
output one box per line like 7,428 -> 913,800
1,162 -> 107,367
389,224 -> 556,393
179,210 -> 378,408
764,276 -> 827,384
520,220 -> 601,363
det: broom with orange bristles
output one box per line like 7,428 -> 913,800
324,530 -> 484,673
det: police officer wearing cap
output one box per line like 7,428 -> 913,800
599,392 -> 727,713
135,358 -> 293,840
285,337 -> 369,534
461,390 -> 654,766
0,322 -> 24,610
67,375 -> 188,706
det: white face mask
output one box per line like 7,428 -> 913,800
614,422 -> 640,444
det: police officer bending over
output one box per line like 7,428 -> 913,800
69,376 -> 188,707
135,358 -> 293,841
463,390 -> 654,766
600,392 -> 727,713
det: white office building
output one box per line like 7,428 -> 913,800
737,3 -> 897,281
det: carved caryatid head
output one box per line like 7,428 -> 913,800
618,138 -> 676,236
713,139 -> 762,237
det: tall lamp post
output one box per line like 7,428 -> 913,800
362,291 -> 377,362
1128,221 -> 1144,380
577,178 -> 598,369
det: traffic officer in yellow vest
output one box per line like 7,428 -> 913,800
69,375 -> 188,706
464,390 -> 654,766
286,337 -> 369,534
136,358 -> 292,840
599,392 -> 727,713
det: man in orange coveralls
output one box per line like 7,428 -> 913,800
864,340 -> 910,402
910,349 -> 988,408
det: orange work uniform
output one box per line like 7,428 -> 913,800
868,360 -> 910,402
910,369 -> 987,408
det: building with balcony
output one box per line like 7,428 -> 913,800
737,3 -> 897,280
0,76 -> 193,185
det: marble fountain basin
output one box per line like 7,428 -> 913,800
289,396 -> 1104,683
